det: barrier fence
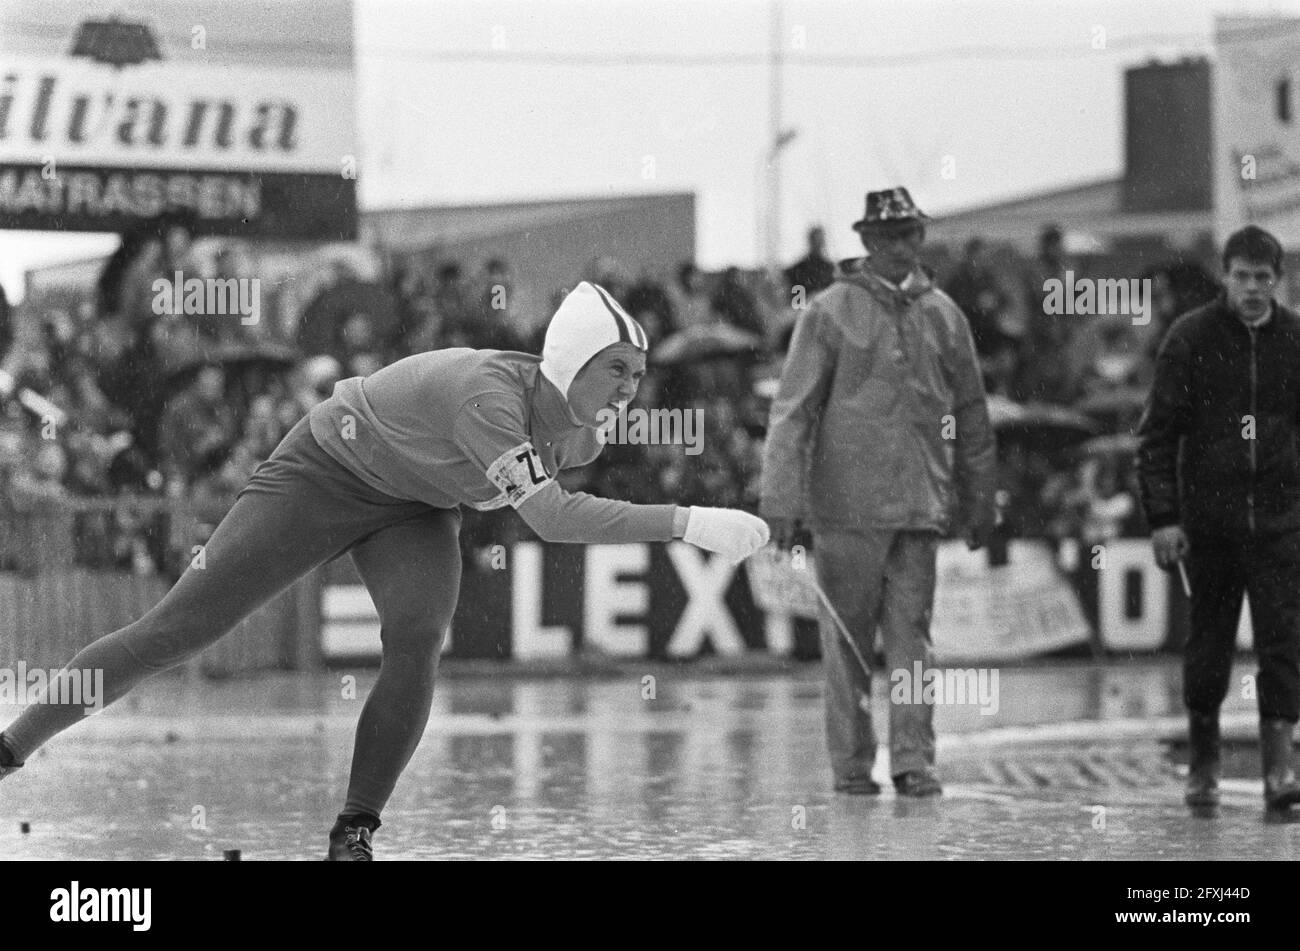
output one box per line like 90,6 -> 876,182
0,500 -> 1256,675
321,536 -> 1225,664
0,497 -> 318,676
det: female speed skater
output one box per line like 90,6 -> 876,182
0,281 -> 770,860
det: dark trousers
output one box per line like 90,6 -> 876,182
1185,530 -> 1300,722
812,529 -> 940,783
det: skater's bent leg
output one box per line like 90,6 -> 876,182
342,509 -> 462,820
2,483 -> 354,762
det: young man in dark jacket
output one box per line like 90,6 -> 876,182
1137,225 -> 1300,813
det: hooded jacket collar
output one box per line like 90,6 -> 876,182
838,259 -> 936,310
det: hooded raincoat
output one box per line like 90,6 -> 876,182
760,263 -> 996,534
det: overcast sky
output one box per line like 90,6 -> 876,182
4,0 -> 1299,301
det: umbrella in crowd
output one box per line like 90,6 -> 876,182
166,340 -> 301,382
1074,386 -> 1147,429
988,395 -> 1100,455
163,340 -> 302,400
1075,432 -> 1142,460
650,324 -> 765,366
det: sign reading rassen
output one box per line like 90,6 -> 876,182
0,0 -> 356,238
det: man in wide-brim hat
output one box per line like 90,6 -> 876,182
761,187 -> 997,798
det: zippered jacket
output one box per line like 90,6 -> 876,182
760,262 -> 997,533
1137,297 -> 1300,537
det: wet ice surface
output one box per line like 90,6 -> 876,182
3,664 -> 1300,860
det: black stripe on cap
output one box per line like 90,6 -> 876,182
591,283 -> 647,350
591,283 -> 631,344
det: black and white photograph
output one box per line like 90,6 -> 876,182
0,0 -> 1297,916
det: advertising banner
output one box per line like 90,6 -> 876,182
321,539 -> 1098,664
1213,16 -> 1300,247
0,0 -> 356,238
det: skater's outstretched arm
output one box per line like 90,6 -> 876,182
452,392 -> 767,560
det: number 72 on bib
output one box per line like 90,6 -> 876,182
486,441 -> 551,507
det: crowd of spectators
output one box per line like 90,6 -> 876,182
0,213 -> 792,574
0,214 -> 1232,576
938,225 -> 1223,545
941,226 -> 1221,406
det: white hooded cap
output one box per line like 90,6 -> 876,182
540,281 -> 648,399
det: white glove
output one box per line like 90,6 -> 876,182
0,370 -> 13,400
682,506 -> 771,564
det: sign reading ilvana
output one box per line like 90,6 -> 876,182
0,0 -> 356,239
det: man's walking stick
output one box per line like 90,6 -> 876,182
807,573 -> 874,682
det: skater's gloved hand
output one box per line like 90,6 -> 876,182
1151,525 -> 1189,570
0,370 -> 14,400
765,516 -> 802,551
684,507 -> 771,564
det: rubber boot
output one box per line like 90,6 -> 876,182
1260,718 -> 1300,811
1184,712 -> 1220,808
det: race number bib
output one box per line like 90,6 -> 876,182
484,441 -> 551,508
